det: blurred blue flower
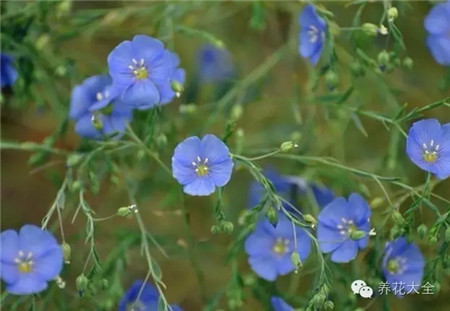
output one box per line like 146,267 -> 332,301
119,280 -> 182,311
69,75 -> 133,140
197,44 -> 234,83
172,134 -> 233,196
1,53 -> 18,88
406,119 -> 450,179
298,5 -> 327,65
0,224 -> 63,295
317,193 -> 371,263
249,168 -> 334,210
271,296 -> 294,311
245,212 -> 311,281
382,237 -> 425,297
424,0 -> 450,66
108,34 -> 184,110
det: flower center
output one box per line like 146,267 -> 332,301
129,58 -> 148,80
386,256 -> 407,275
337,218 -> 357,236
192,156 -> 210,176
15,250 -> 34,274
308,25 -> 320,43
422,140 -> 439,163
272,237 -> 290,255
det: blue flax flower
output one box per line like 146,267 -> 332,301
382,237 -> 425,297
1,53 -> 18,88
108,34 -> 184,110
69,75 -> 133,139
119,280 -> 182,311
249,168 -> 334,210
0,224 -> 63,295
271,296 -> 294,311
245,212 -> 311,281
298,5 -> 327,65
406,119 -> 450,179
317,193 -> 371,263
424,0 -> 450,66
172,134 -> 233,196
197,44 -> 234,83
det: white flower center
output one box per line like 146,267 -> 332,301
192,156 -> 210,176
128,58 -> 148,80
337,218 -> 357,236
308,25 -> 320,43
272,237 -> 290,255
15,250 -> 34,273
422,140 -> 439,163
387,256 -> 408,275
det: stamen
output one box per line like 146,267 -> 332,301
128,65 -> 134,70
430,140 -> 434,147
422,143 -> 427,149
132,58 -> 138,64
197,156 -> 201,162
436,145 -> 440,151
96,92 -> 103,101
18,250 -> 24,257
140,59 -> 145,66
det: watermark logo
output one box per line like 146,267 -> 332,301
351,280 -> 373,299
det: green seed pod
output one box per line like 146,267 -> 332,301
280,141 -> 297,152
403,57 -> 413,69
231,104 -> 243,121
303,214 -> 317,226
361,23 -> 379,37
417,224 -> 428,239
117,207 -> 132,217
70,180 -> 82,192
312,293 -> 325,309
377,50 -> 390,66
370,197 -> 384,208
171,81 -> 184,96
66,153 -> 83,167
61,242 -> 71,264
220,221 -> 234,235
350,62 -> 365,77
90,114 -> 103,130
325,71 -> 339,89
76,274 -> 88,294
387,7 -> 398,21
210,224 -> 220,234
266,207 -> 278,225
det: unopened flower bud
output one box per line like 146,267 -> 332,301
67,153 -> 83,167
171,81 -> 184,97
312,293 -> 325,308
179,104 -> 197,114
350,62 -> 364,77
76,274 -> 88,295
156,133 -> 168,147
211,224 -> 220,234
361,23 -> 378,36
117,206 -> 133,217
370,197 -> 384,208
280,141 -> 298,152
101,278 -> 109,290
220,221 -> 234,234
266,207 -> 278,225
429,236 -> 438,244
417,224 -> 428,239
70,180 -> 82,192
290,252 -> 302,271
350,230 -> 366,240
323,300 -> 334,311
61,242 -> 71,264
231,104 -> 243,121
445,227 -> 450,243
303,214 -> 317,226
388,7 -> 398,21
391,211 -> 405,226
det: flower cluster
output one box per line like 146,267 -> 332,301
69,34 -> 185,139
0,225 -> 64,295
119,280 -> 183,311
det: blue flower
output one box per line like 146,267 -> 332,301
69,75 -> 133,139
0,224 -> 63,295
317,193 -> 371,263
119,280 -> 182,311
271,296 -> 294,311
1,53 -> 18,88
424,0 -> 450,66
172,134 -> 234,196
245,212 -> 311,281
382,237 -> 425,297
249,168 -> 334,210
107,34 -> 184,110
406,119 -> 450,179
197,44 -> 234,83
298,5 -> 327,65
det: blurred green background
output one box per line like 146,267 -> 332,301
1,1 -> 449,310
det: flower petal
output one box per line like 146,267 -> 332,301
34,246 -> 63,281
348,193 -> 371,226
318,197 -> 351,229
271,297 -> 294,311
248,255 -> 278,281
426,35 -> 450,66
172,159 -> 198,186
210,159 -> 233,187
0,229 -> 19,263
0,262 -> 19,284
19,225 -> 60,259
122,79 -> 161,109
200,134 -> 231,165
183,177 -> 216,196
245,229 -> 273,256
6,274 -> 48,295
317,223 -> 344,253
330,240 -> 358,263
424,2 -> 450,35
172,136 -> 201,167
